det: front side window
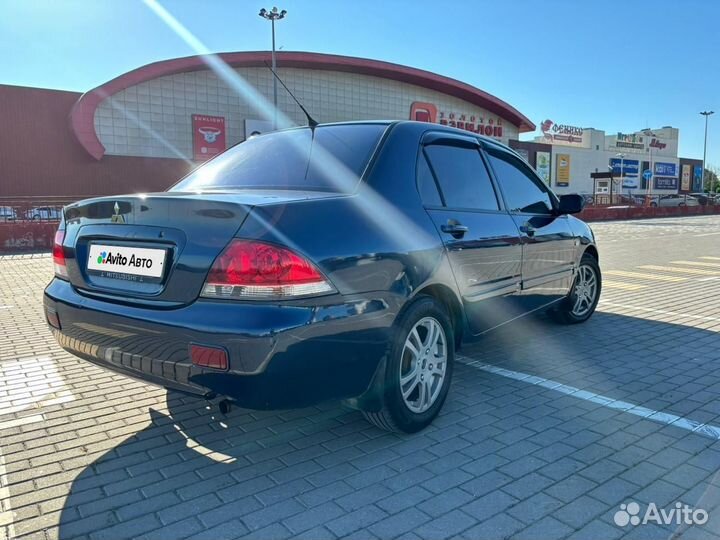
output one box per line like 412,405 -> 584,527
172,124 -> 386,193
423,144 -> 499,211
486,148 -> 554,214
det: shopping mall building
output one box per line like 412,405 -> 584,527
0,51 -> 535,198
0,50 -> 701,199
511,121 -> 703,197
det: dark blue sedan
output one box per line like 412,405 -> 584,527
44,121 -> 601,433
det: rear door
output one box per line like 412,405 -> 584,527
483,145 -> 577,308
418,132 -> 524,335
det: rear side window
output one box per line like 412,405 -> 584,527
423,145 -> 499,211
171,124 -> 386,193
417,154 -> 442,206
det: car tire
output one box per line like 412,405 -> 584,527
362,296 -> 454,433
551,252 -> 602,325
650,202 -> 658,207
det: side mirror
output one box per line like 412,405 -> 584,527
557,193 -> 585,214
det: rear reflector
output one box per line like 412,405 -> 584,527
190,344 -> 228,370
53,230 -> 68,280
45,307 -> 61,330
201,239 -> 334,300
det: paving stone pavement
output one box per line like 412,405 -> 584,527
1,214 -> 720,540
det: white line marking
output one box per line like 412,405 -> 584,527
694,232 -> 720,237
603,270 -> 686,282
0,414 -> 44,431
0,306 -> 12,310
671,260 -> 720,268
0,444 -> 15,540
639,265 -> 720,276
602,280 -> 647,291
599,302 -> 720,323
0,357 -> 76,417
458,356 -> 720,441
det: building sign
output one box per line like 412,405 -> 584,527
409,102 -> 504,138
536,151 -> 551,185
409,102 -> 438,123
654,177 -> 678,190
681,164 -> 691,191
192,114 -> 226,162
515,148 -> 530,162
610,158 -> 640,189
653,162 -> 678,190
614,133 -> 644,150
556,154 -> 571,186
540,119 -> 587,147
654,162 -> 677,177
649,138 -> 667,150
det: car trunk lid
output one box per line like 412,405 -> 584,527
62,191 -> 329,305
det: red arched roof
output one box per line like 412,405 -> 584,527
70,51 -> 536,160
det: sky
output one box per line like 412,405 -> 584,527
1,0 -> 719,164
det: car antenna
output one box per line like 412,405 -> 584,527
263,61 -> 318,129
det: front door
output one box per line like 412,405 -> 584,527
417,133 -> 524,335
484,145 -> 577,310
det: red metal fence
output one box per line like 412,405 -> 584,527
1,195 -> 720,254
0,197 -> 76,253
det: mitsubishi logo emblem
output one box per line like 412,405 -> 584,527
111,201 -> 125,224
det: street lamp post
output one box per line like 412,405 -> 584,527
616,152 -> 625,203
700,111 -> 714,194
259,7 -> 287,130
643,130 -> 657,206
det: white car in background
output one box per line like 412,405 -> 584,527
650,194 -> 699,207
25,206 -> 62,220
0,206 -> 18,221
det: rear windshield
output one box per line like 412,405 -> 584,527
171,123 -> 386,193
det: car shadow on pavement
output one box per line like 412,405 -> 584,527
56,311 -> 720,540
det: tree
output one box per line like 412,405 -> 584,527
704,166 -> 720,193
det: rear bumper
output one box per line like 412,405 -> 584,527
44,278 -> 397,409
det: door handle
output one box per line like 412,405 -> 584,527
441,222 -> 469,238
519,223 -> 536,237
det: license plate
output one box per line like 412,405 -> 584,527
87,244 -> 166,279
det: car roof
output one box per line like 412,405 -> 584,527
294,120 -> 506,146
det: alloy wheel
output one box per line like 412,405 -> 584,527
399,317 -> 447,413
571,264 -> 598,317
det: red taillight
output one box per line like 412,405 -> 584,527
201,240 -> 334,299
53,230 -> 68,280
190,344 -> 228,370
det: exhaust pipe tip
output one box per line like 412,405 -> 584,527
218,399 -> 232,415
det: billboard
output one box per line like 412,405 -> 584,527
694,165 -> 704,191
654,177 -> 678,190
681,165 -> 691,191
654,162 -> 678,177
536,151 -> 551,185
555,154 -> 571,186
609,158 -> 640,189
192,114 -> 226,162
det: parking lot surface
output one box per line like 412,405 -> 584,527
2,214 -> 720,540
